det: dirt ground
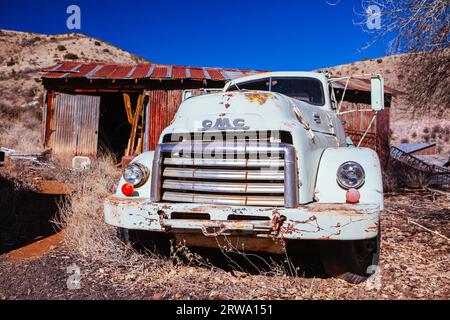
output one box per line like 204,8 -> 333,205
0,190 -> 448,300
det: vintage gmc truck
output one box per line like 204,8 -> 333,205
104,71 -> 385,283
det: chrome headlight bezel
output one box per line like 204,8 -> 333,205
123,163 -> 150,188
336,161 -> 365,189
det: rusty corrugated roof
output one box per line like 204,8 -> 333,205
331,77 -> 402,95
42,62 -> 400,95
42,61 -> 261,81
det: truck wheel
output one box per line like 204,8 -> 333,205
320,232 -> 380,284
117,227 -> 130,244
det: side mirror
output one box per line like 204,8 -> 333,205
345,136 -> 354,147
182,90 -> 193,101
371,75 -> 384,111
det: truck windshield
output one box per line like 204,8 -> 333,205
227,77 -> 325,106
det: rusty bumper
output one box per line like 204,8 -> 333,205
104,196 -> 380,241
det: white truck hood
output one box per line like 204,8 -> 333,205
162,91 -> 333,136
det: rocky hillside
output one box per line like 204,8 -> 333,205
0,29 -> 149,152
0,29 -> 148,109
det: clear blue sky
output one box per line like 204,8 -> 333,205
0,0 -> 390,70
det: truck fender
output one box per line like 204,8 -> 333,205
314,147 -> 383,210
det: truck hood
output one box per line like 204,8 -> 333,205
163,91 -> 334,135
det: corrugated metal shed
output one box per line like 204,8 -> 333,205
43,62 -> 261,81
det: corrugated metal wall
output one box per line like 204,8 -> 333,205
50,93 -> 100,158
147,90 -> 183,150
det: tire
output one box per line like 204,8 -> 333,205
320,229 -> 380,284
117,227 -> 130,244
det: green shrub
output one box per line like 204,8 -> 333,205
432,125 -> 442,133
27,87 -> 36,97
63,53 -> 79,60
6,58 -> 15,66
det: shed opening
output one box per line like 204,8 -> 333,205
97,92 -> 139,160
45,91 -> 146,162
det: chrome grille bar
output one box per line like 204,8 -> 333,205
151,142 -> 299,208
163,167 -> 284,180
162,191 -> 285,207
163,157 -> 284,168
163,179 -> 284,193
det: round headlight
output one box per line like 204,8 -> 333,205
337,161 -> 365,189
123,163 -> 149,187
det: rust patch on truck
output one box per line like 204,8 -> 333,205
271,210 -> 286,235
365,222 -> 379,233
190,205 -> 233,213
282,215 -> 323,236
244,92 -> 275,105
306,204 -> 367,215
174,233 -> 284,254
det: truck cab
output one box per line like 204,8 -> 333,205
104,71 -> 385,283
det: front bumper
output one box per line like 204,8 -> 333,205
104,196 -> 380,241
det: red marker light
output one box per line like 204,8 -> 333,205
121,183 -> 134,196
346,188 -> 360,203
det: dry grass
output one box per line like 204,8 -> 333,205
53,157 -> 448,300
0,103 -> 42,153
55,155 -> 126,262
383,159 -> 434,193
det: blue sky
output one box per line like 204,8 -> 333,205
0,0 -> 390,70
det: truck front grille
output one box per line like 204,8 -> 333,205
162,157 -> 285,206
151,141 -> 299,208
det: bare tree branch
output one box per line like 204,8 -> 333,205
356,0 -> 449,54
